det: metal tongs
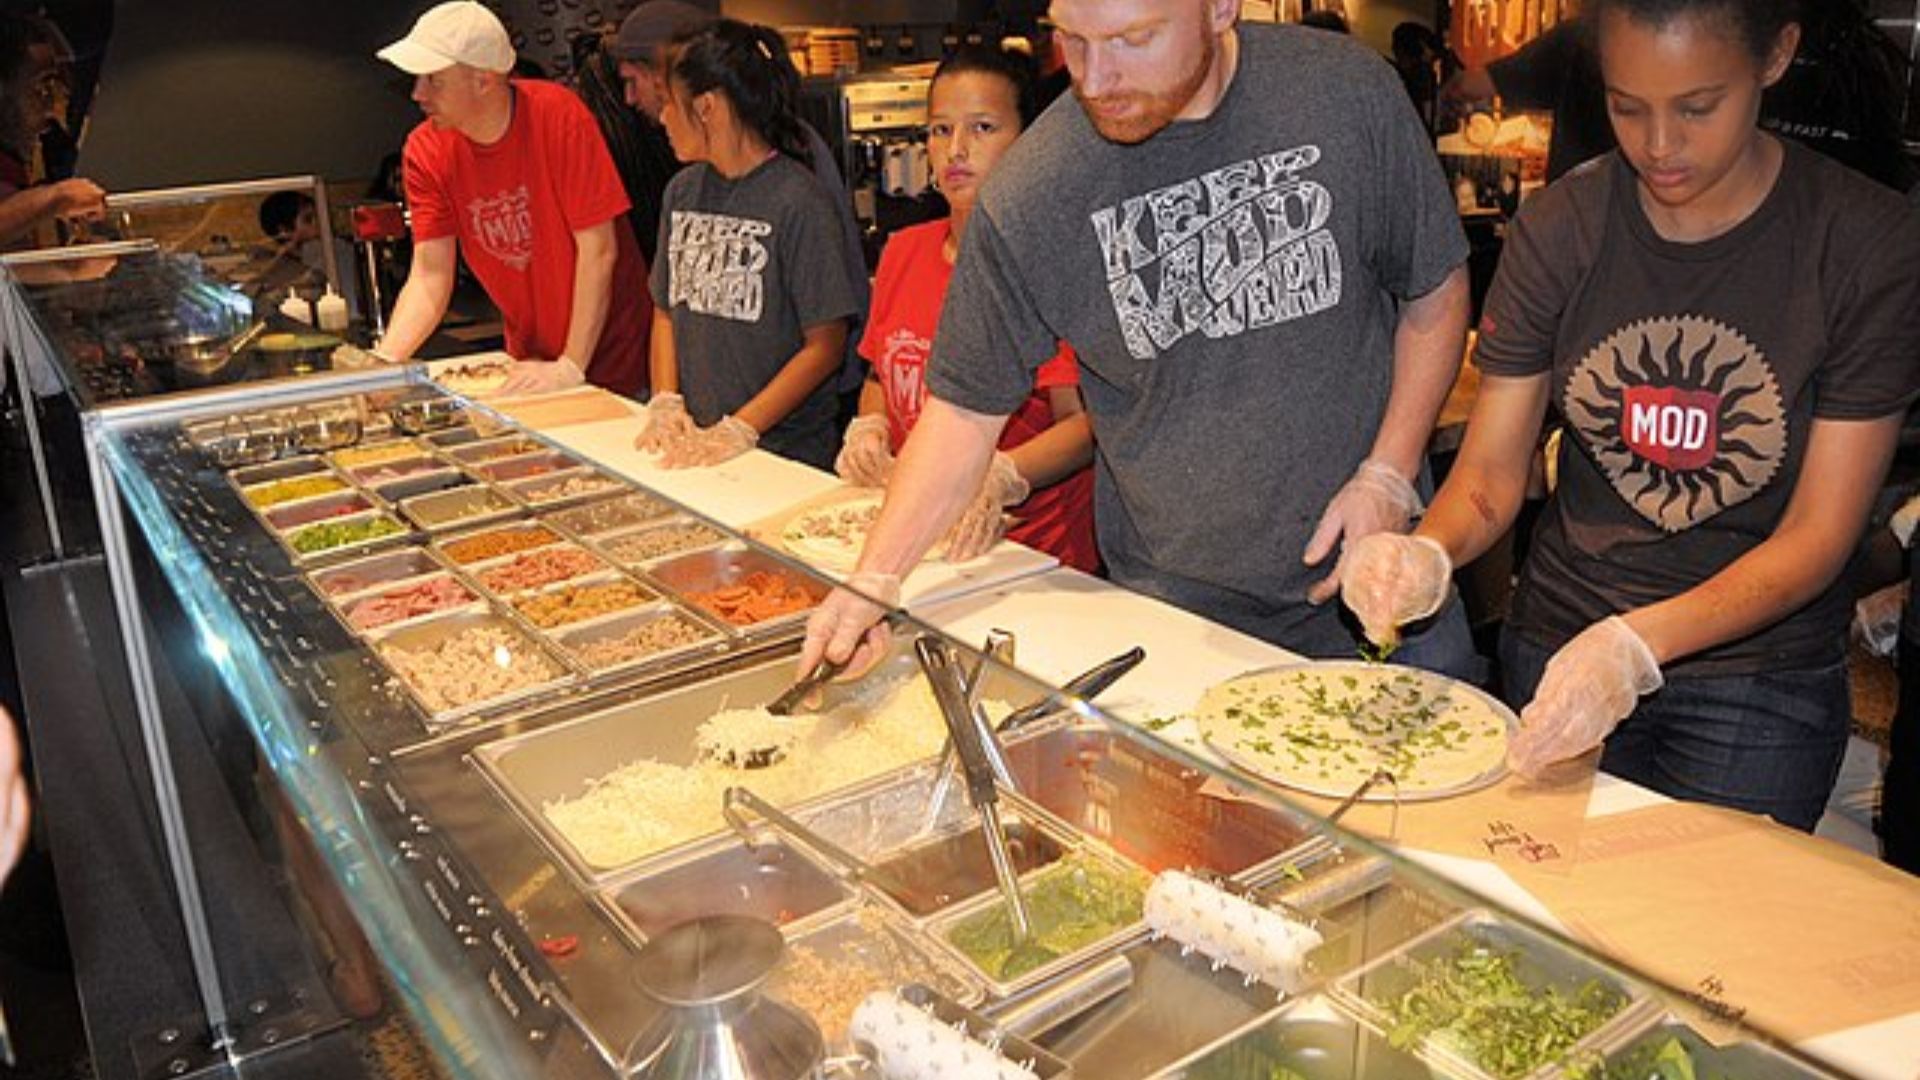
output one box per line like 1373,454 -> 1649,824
918,631 -> 1016,831
721,785 -> 901,894
915,636 -> 1037,947
765,656 -> 846,716
997,646 -> 1146,734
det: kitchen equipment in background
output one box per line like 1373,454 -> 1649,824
350,201 -> 408,338
834,76 -> 937,264
807,28 -> 861,76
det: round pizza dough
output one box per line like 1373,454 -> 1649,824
780,495 -> 885,570
1197,662 -> 1512,800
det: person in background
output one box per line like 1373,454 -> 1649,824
1391,22 -> 1457,134
0,10 -> 102,249
1344,0 -> 1920,831
371,1 -> 652,397
635,19 -> 862,471
17,11 -> 74,182
1444,15 -> 1611,183
800,0 -> 1476,679
610,0 -> 870,399
1757,0 -> 1914,192
1445,0 -> 1913,191
254,191 -> 364,319
569,29 -> 679,266
837,46 -> 1097,571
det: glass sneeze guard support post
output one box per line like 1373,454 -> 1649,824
83,420 -> 234,1052
313,177 -> 341,300
0,266 -> 63,559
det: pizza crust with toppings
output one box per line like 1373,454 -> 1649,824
1197,663 -> 1511,800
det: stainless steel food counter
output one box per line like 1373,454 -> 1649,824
59,365 -> 1851,1080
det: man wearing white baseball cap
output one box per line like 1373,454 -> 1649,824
373,0 -> 653,397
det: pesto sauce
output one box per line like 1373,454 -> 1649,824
944,853 -> 1147,981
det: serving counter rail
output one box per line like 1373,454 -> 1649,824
55,362 -> 1854,1080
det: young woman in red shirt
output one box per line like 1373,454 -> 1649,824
835,46 -> 1098,571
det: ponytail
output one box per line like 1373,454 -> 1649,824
669,19 -> 811,165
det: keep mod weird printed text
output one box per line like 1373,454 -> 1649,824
1093,144 -> 1343,361
668,211 -> 772,322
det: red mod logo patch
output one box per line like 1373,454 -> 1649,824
1622,385 -> 1721,472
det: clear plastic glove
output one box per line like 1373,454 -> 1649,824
1340,533 -> 1453,647
0,708 -> 29,887
835,414 -> 895,487
1508,616 -> 1664,779
1890,491 -> 1920,549
661,414 -> 758,469
330,343 -> 392,370
635,392 -> 695,454
497,356 -> 585,397
944,452 -> 1030,562
798,571 -> 903,679
1304,459 -> 1422,604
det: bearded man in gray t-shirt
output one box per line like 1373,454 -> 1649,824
802,0 -> 1476,676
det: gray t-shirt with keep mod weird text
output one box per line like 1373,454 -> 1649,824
928,24 -> 1469,657
652,155 -> 863,469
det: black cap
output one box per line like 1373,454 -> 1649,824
609,0 -> 716,63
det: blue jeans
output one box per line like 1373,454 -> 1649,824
1500,630 -> 1850,832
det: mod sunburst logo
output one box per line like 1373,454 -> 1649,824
1563,316 -> 1787,533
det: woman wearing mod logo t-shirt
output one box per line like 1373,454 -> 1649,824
1343,0 -> 1920,830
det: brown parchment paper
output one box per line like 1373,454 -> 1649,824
491,387 -> 637,428
1508,801 -> 1920,1043
1200,757 -> 1598,876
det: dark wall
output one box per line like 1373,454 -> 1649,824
722,0 -> 993,26
77,1 -> 421,192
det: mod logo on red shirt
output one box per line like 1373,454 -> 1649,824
1621,384 -> 1721,472
467,186 -> 534,271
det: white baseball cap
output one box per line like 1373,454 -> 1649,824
378,1 -> 515,75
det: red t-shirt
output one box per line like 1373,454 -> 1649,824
403,79 -> 651,396
859,219 -> 1098,572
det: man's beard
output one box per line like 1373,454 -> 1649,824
1073,32 -> 1216,145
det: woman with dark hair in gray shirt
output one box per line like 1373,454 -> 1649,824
635,19 -> 862,471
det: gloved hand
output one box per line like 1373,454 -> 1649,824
1340,533 -> 1453,647
330,343 -> 393,370
944,452 -> 1030,562
835,414 -> 895,487
1508,616 -> 1663,779
635,392 -> 695,454
661,414 -> 758,469
1890,492 -> 1920,549
1304,459 -> 1422,604
497,356 -> 586,396
798,571 -> 903,680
